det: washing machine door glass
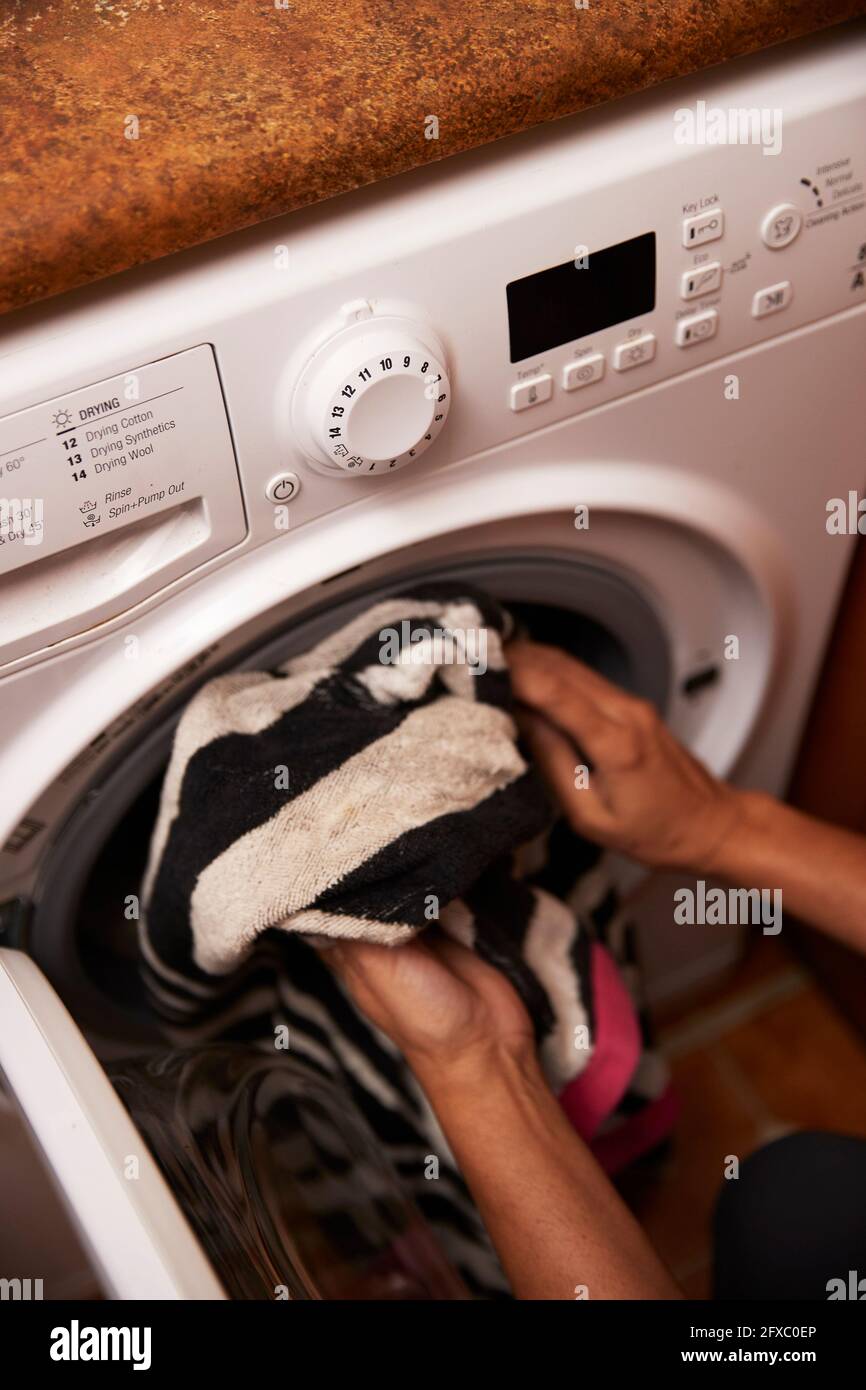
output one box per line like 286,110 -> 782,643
108,1046 -> 468,1301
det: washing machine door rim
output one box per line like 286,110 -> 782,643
6,497 -> 779,1030
20,543 -> 669,1023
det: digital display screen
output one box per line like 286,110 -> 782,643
506,232 -> 656,363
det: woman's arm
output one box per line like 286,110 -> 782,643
411,1043 -> 680,1300
329,935 -> 680,1300
508,641 -> 866,955
701,790 -> 866,955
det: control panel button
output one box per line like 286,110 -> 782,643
562,355 -> 605,391
612,335 -> 656,372
682,209 -> 724,249
681,262 -> 722,300
266,472 -> 301,504
760,203 -> 802,249
751,281 -> 793,318
675,308 -> 719,348
509,374 -> 553,411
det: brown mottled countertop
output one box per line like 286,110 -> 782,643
1,0 -> 865,315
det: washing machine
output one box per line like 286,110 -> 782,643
0,22 -> 864,1299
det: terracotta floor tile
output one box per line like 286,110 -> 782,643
619,1048 -> 762,1274
653,936 -> 800,1031
718,988 -> 866,1139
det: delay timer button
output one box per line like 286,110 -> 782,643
675,308 -> 719,348
266,472 -> 301,504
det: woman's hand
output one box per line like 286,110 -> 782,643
508,639 -> 742,873
329,930 -> 680,1301
328,932 -> 535,1082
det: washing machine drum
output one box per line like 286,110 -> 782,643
56,546 -> 671,1031
243,550 -> 671,707
41,549 -> 673,1300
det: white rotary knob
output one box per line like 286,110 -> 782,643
292,320 -> 451,476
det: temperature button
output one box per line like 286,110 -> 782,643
510,374 -> 552,411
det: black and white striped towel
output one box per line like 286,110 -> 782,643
139,586 -> 675,1296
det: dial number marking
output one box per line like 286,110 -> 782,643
323,348 -> 450,476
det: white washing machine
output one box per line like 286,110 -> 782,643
0,23 -> 864,1299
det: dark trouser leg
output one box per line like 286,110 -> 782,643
713,1131 -> 866,1300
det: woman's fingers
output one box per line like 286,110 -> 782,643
509,640 -> 664,775
510,640 -> 665,757
508,639 -> 625,709
508,641 -> 634,755
516,708 -> 608,838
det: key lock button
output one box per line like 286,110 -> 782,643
291,310 -> 452,476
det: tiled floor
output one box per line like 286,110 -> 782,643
618,937 -> 866,1298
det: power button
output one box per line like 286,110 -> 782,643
265,472 -> 301,504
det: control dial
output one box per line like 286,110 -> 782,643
292,319 -> 451,476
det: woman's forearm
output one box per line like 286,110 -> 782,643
708,789 -> 866,954
411,1045 -> 680,1301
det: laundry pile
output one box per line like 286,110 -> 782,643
139,586 -> 675,1297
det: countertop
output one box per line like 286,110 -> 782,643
2,0 -> 865,316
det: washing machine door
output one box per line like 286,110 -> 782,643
0,949 -> 472,1301
0,948 -> 225,1299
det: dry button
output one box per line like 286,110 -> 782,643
675,308 -> 719,348
682,209 -> 724,249
760,203 -> 802,249
612,334 -> 656,371
562,354 -> 605,391
266,472 -> 301,504
509,374 -> 552,412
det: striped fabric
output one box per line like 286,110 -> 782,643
140,586 -> 673,1297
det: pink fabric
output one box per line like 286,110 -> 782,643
556,942 -> 679,1173
590,1086 -> 680,1175
557,942 -> 642,1139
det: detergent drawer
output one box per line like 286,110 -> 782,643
0,948 -> 225,1300
0,344 -> 247,670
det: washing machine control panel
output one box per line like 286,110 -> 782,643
0,346 -> 246,666
291,310 -> 451,476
